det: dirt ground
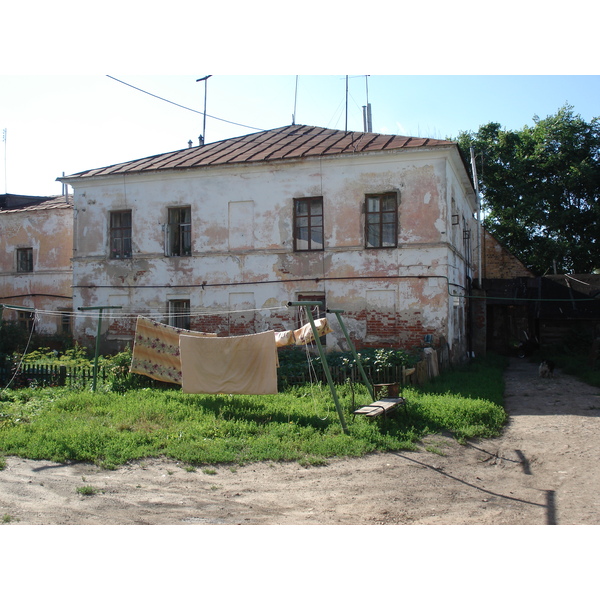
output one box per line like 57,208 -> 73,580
1,356 -> 599,525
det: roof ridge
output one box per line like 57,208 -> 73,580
62,124 -> 455,181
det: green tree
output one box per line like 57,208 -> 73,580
456,105 -> 600,275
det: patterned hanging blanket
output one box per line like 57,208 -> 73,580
130,316 -> 216,385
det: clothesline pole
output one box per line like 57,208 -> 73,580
326,309 -> 374,400
288,301 -> 349,435
77,305 -> 122,391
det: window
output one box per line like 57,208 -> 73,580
16,248 -> 33,272
110,210 -> 132,259
17,310 -> 34,332
365,192 -> 398,248
294,197 -> 323,251
167,207 -> 192,256
60,311 -> 72,335
169,299 -> 190,330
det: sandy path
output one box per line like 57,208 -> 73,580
1,357 -> 599,525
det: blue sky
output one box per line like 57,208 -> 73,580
2,74 -> 598,196
2,0 -> 598,196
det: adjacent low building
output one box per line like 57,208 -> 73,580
0,193 -> 73,335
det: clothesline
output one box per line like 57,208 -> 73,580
129,315 -> 333,393
1,304 -> 292,321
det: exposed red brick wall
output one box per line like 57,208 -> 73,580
478,229 -> 534,280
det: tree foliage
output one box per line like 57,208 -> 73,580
456,105 -> 600,275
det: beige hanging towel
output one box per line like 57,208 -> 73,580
179,330 -> 278,395
130,316 -> 216,385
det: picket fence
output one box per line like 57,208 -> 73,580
1,356 -> 437,391
0,363 -> 107,389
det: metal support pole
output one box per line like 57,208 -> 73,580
326,309 -> 374,400
287,301 -> 349,435
77,306 -> 121,391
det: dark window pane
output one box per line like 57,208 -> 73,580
294,197 -> 323,251
365,193 -> 397,248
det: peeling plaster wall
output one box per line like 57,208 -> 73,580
0,206 -> 73,334
69,148 -> 477,360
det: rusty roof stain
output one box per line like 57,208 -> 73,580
63,124 -> 456,180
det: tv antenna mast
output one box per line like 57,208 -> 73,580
2,128 -> 6,193
362,75 -> 372,133
196,75 -> 212,145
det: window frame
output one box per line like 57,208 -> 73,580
166,206 -> 192,257
17,310 -> 34,332
293,196 -> 324,252
364,192 -> 398,249
16,247 -> 33,272
60,310 -> 72,335
168,299 -> 191,330
109,210 -> 132,259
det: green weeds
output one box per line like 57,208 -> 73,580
0,355 -> 509,468
76,486 -> 100,496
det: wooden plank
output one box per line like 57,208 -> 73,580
353,397 -> 406,418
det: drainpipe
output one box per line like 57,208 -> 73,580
470,147 -> 482,288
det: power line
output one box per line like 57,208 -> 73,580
105,75 -> 265,132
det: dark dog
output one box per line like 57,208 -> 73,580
539,360 -> 555,378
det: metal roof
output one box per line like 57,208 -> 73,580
62,124 -> 457,181
0,194 -> 73,213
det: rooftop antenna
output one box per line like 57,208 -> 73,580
292,75 -> 299,125
2,128 -> 6,193
345,76 -> 349,133
362,75 -> 372,133
196,75 -> 212,144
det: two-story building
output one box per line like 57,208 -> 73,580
60,124 -> 479,363
0,193 -> 73,335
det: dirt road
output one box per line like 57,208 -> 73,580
1,357 -> 599,525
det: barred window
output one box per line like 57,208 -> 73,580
169,299 -> 190,330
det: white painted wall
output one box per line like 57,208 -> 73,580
68,146 -> 477,360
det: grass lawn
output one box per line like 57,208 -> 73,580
0,355 -> 508,469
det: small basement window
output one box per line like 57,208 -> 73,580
169,299 -> 191,330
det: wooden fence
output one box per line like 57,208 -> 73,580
1,354 -> 438,391
0,364 -> 107,389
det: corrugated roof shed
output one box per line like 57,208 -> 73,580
62,124 -> 456,181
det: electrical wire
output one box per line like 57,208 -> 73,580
106,75 -> 265,132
